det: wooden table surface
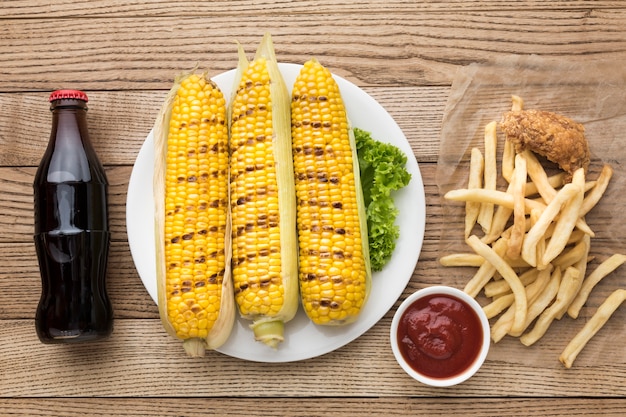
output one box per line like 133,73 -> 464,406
1,1 -> 625,416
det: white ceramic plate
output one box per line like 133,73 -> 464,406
126,63 -> 425,362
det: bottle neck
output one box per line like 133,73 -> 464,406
50,99 -> 89,143
42,99 -> 102,183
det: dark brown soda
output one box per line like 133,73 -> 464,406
33,90 -> 113,343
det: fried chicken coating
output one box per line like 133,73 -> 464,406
500,109 -> 590,182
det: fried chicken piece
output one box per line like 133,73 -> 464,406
500,109 -> 590,182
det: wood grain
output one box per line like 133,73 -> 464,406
1,1 -> 625,414
0,398 -> 624,417
3,1 -> 626,18
2,9 -> 626,91
1,317 -> 625,397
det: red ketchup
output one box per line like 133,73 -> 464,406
33,90 -> 113,343
396,293 -> 483,379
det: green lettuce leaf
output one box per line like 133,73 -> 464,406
354,127 -> 411,271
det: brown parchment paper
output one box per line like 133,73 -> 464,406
435,54 -> 626,367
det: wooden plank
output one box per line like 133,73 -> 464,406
0,87 -> 446,167
0,398 -> 625,416
2,0 -> 625,18
0,317 -> 625,397
1,10 -> 626,91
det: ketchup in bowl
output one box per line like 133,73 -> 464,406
390,286 -> 490,386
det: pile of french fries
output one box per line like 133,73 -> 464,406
441,96 -> 625,368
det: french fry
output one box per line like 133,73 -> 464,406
466,235 -> 527,334
481,183 -> 513,244
490,266 -> 550,342
540,168 -> 585,267
463,237 -> 508,297
520,266 -> 582,346
567,230 -> 586,245
483,292 -> 514,319
439,252 -> 529,269
524,173 -> 565,198
504,256 -> 532,269
573,217 -> 594,237
439,253 -> 484,267
520,182 -> 580,267
583,180 -> 598,193
502,95 -> 524,182
580,164 -> 613,216
551,237 -> 589,269
529,209 -> 547,271
477,122 -> 498,233
463,258 -> 498,298
559,289 -> 626,369
502,140 -> 515,183
511,95 -> 524,111
444,188 -> 546,213
557,235 -> 590,320
567,254 -> 626,319
508,265 -> 557,337
506,154 -> 527,260
522,150 -> 558,203
484,265 -> 551,320
489,301 -> 516,342
484,267 -> 538,298
465,147 -> 484,238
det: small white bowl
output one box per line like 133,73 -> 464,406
390,285 -> 490,387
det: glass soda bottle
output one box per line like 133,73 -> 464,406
33,89 -> 113,343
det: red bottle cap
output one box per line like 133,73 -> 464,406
49,89 -> 89,102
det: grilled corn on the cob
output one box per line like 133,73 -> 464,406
153,72 -> 235,357
229,34 -> 299,348
291,59 -> 372,325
